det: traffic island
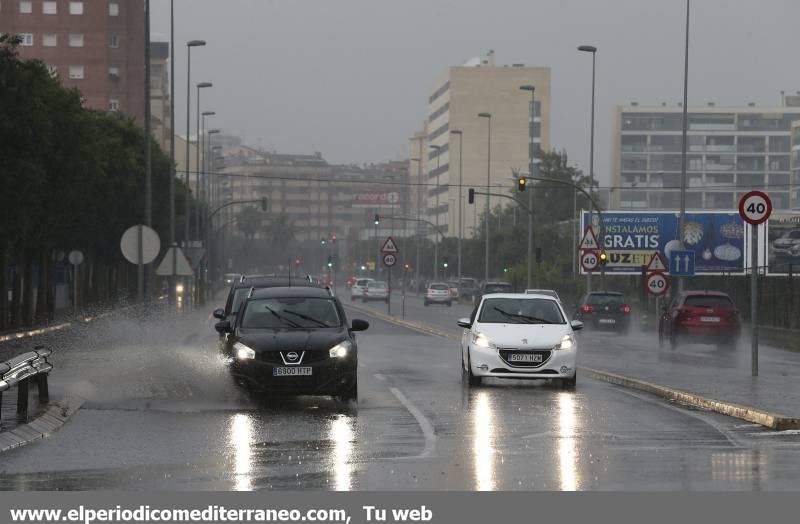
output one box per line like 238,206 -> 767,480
0,397 -> 84,453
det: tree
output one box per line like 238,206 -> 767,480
236,206 -> 263,240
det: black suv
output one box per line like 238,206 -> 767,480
573,291 -> 632,333
213,274 -> 316,325
214,286 -> 369,401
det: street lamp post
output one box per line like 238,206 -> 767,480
678,0 -> 691,293
184,40 -> 206,248
142,0 -> 151,303
410,157 -> 422,294
578,45 -> 597,293
429,144 -> 442,281
520,85 -> 537,289
167,0 -> 176,305
201,111 -> 216,210
202,127 -> 219,302
478,113 -> 492,283
195,82 -> 212,244
450,130 -> 464,288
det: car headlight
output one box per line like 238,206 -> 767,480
176,284 -> 184,294
233,341 -> 256,360
329,340 -> 352,358
554,334 -> 576,351
472,333 -> 496,349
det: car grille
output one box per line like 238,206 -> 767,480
257,351 -> 330,365
498,349 -> 552,368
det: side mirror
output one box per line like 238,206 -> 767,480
214,320 -> 232,333
213,308 -> 225,320
457,318 -> 472,329
570,320 -> 584,331
351,319 -> 369,332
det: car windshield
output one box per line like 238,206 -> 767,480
430,284 -> 449,290
683,295 -> 734,309
587,293 -> 624,306
240,297 -> 341,329
478,298 -> 565,325
485,284 -> 512,293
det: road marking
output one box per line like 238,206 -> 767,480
389,387 -> 436,458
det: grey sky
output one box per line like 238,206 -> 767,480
152,0 -> 799,184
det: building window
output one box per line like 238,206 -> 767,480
109,99 -> 120,111
108,66 -> 120,78
42,33 -> 57,47
109,34 -> 119,48
19,1 -> 33,14
18,33 -> 33,46
69,1 -> 83,15
43,1 -> 57,14
68,33 -> 84,47
68,65 -> 84,79
109,2 -> 119,16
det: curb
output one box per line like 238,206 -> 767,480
0,397 -> 84,453
345,302 -> 800,431
582,367 -> 800,431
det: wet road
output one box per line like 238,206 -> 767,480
1,300 -> 800,490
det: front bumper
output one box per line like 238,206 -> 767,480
229,356 -> 357,395
468,344 -> 576,379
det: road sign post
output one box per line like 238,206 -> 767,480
670,250 -> 695,276
645,272 -> 670,297
739,190 -> 772,377
381,240 -> 398,317
68,250 -> 84,315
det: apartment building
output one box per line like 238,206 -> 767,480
612,100 -> 800,211
149,41 -> 170,152
423,52 -> 551,238
1,0 -> 145,122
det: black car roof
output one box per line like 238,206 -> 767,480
230,275 -> 312,289
249,286 -> 333,299
588,291 -> 623,296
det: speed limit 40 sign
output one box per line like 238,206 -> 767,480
580,250 -> 600,272
646,272 -> 670,297
738,190 -> 772,225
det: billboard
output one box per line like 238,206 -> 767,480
766,213 -> 800,275
352,191 -> 401,208
580,211 -> 746,275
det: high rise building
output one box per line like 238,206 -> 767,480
424,52 -> 551,238
1,0 -> 145,122
149,41 -> 170,152
612,100 -> 800,211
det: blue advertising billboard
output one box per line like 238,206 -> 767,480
580,211 -> 745,275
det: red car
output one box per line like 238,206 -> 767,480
659,291 -> 741,350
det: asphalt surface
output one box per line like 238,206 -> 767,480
1,296 -> 800,490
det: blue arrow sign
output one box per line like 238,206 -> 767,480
670,250 -> 695,276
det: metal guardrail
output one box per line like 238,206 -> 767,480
0,346 -> 52,424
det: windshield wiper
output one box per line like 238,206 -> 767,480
493,307 -> 554,324
283,310 -> 331,328
263,305 -> 302,328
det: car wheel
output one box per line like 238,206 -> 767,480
562,372 -> 577,390
466,351 -> 482,387
337,379 -> 358,403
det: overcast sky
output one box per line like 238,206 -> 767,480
152,0 -> 799,185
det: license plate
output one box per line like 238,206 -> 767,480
273,367 -> 312,376
700,316 -> 720,323
599,318 -> 616,324
509,353 -> 543,363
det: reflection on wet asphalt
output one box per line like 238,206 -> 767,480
0,305 -> 799,490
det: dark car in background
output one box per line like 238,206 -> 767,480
573,291 -> 632,333
659,291 -> 741,350
458,278 -> 479,302
475,281 -> 513,302
214,286 -> 368,401
213,274 -> 316,326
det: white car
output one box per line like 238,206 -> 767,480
425,282 -> 452,306
350,278 -> 374,300
363,281 -> 390,303
457,293 -> 582,388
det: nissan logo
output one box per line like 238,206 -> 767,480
286,352 -> 299,361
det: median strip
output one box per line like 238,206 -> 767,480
0,397 -> 84,454
346,301 -> 800,431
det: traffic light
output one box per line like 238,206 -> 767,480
320,237 -> 326,246
260,197 -> 268,211
327,256 -> 333,268
468,188 -> 475,204
403,263 -> 411,271
295,258 -> 301,266
599,251 -> 608,266
331,234 -> 337,243
443,257 -> 449,269
517,177 -> 527,192
374,214 -> 380,225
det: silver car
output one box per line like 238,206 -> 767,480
425,282 -> 453,307
363,281 -> 390,303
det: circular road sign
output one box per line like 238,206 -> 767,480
580,250 -> 600,272
646,272 -> 670,297
738,190 -> 772,226
120,225 -> 161,265
68,250 -> 84,266
382,253 -> 397,267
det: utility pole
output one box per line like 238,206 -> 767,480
678,0 -> 691,293
141,0 -> 151,304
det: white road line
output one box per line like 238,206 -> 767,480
389,386 -> 436,458
374,373 -> 386,381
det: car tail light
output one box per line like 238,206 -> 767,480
621,305 -> 631,314
582,304 -> 593,313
